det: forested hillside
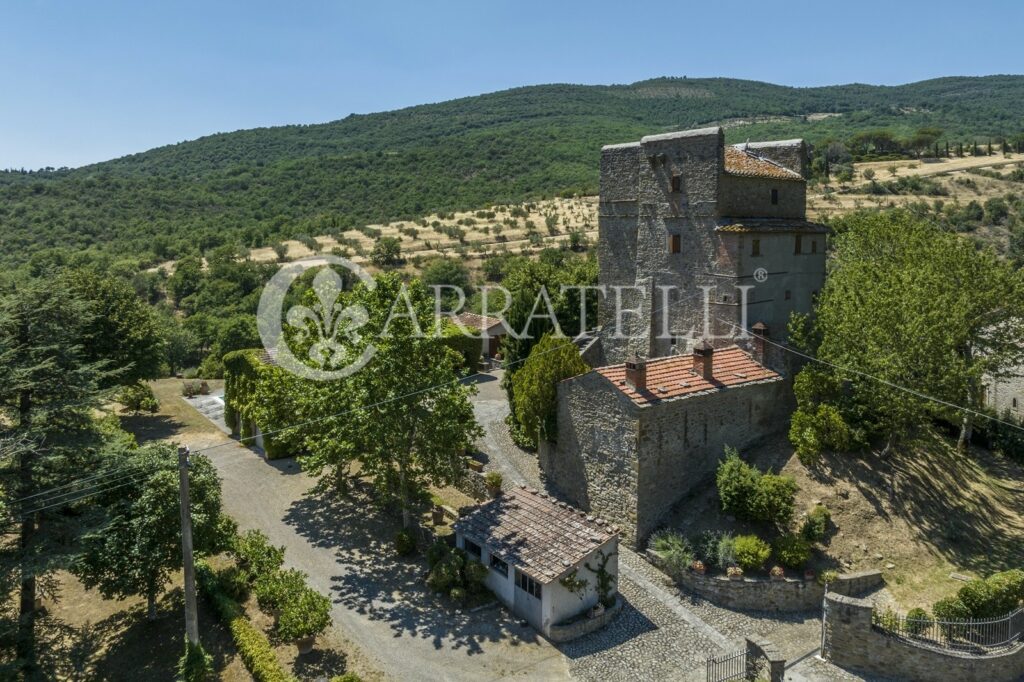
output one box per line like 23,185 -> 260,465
3,75 -> 1024,269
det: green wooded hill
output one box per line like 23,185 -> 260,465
3,75 -> 1023,268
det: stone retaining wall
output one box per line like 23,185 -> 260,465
823,592 -> 1024,682
647,549 -> 882,612
547,597 -> 624,643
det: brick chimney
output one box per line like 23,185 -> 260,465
751,321 -> 768,366
624,356 -> 647,391
692,339 -> 714,381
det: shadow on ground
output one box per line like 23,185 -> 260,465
283,485 -> 545,655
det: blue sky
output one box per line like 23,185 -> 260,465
2,0 -> 1021,169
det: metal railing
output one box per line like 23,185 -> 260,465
705,649 -> 747,682
872,607 -> 1024,655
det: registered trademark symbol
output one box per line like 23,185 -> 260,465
754,268 -> 768,283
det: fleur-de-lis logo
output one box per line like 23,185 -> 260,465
258,256 -> 377,381
285,268 -> 369,369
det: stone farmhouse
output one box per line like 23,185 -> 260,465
453,486 -> 619,639
541,126 -> 827,547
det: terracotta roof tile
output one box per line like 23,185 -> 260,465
453,487 -> 617,583
716,218 -> 829,234
452,312 -> 504,332
596,345 -> 781,406
724,146 -> 803,180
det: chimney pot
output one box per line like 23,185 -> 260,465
624,356 -> 647,391
693,339 -> 714,381
752,322 -> 768,366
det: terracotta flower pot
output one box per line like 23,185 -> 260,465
296,635 -> 316,655
467,459 -> 484,473
804,569 -> 816,582
486,485 -> 501,499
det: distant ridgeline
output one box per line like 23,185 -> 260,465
3,75 -> 1024,269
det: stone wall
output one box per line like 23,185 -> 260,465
718,175 -> 805,219
740,139 -> 809,177
547,366 -> 792,548
634,376 -> 789,542
547,596 -> 624,643
545,371 -> 640,532
823,593 -> 1024,682
648,549 -> 882,612
984,365 -> 1024,422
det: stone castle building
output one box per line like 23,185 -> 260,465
541,126 -> 827,546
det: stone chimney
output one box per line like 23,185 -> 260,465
624,356 -> 647,391
693,339 -> 714,381
751,322 -> 768,366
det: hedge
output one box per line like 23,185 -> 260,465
196,560 -> 296,682
222,349 -> 296,459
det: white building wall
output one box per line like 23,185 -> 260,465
543,539 -> 619,632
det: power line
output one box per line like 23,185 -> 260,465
713,314 -> 1024,435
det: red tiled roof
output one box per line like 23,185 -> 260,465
452,312 -> 504,332
453,487 -> 618,584
596,345 -> 781,406
724,146 -> 803,180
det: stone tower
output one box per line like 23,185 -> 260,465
594,126 -> 827,365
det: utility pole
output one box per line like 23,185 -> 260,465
178,446 -> 199,644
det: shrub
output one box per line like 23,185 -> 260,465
232,530 -> 285,579
772,534 -> 811,569
716,448 -> 759,516
426,540 -> 450,569
716,533 -> 736,569
119,381 -> 159,414
196,562 -> 293,682
177,638 -> 214,682
331,675 -> 362,682
716,448 -> 797,526
905,607 -> 932,634
801,505 -> 831,542
394,529 -> 416,557
691,530 -> 725,568
733,535 -> 770,572
987,569 -> 1024,612
449,586 -> 467,604
649,529 -> 689,555
277,587 -> 332,642
254,568 -> 307,614
427,551 -> 464,593
484,471 -> 502,489
752,473 -> 798,527
932,595 -> 971,621
464,561 -> 489,592
817,569 -> 839,586
218,565 -> 251,602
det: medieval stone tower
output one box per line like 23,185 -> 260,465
594,126 -> 827,365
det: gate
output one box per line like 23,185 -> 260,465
705,649 -> 747,682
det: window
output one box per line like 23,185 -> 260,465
516,569 -> 542,599
770,188 -> 779,205
785,290 -> 792,300
671,174 -> 682,192
669,234 -> 681,254
465,540 -> 481,560
751,238 -> 761,257
794,235 -> 803,254
811,240 -> 818,254
490,554 -> 508,577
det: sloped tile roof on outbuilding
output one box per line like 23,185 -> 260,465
453,487 -> 617,584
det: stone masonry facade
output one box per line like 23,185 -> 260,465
593,126 -> 826,365
541,127 -> 823,547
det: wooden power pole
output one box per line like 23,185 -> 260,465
178,446 -> 199,644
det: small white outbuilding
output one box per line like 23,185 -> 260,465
453,486 -> 619,639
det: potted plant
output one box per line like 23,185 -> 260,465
278,587 -> 332,655
467,458 -> 484,473
727,566 -> 743,581
484,471 -> 503,497
770,565 -> 785,581
691,559 -> 706,575
255,568 -> 307,624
